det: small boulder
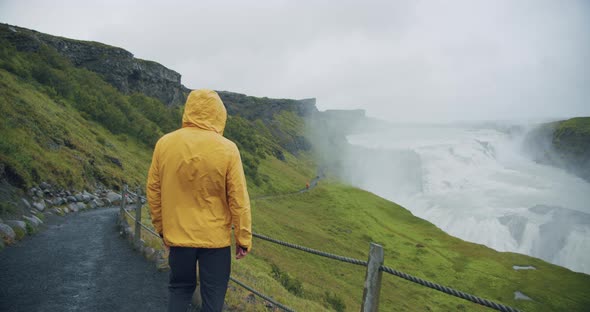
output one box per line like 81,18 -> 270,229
5,220 -> 26,231
30,211 -> 44,221
39,182 -> 51,190
76,202 -> 87,211
514,291 -> 533,301
143,247 -> 156,261
95,199 -> 105,207
0,223 -> 16,244
82,194 -> 91,203
32,201 -> 46,212
68,202 -> 79,213
89,200 -> 98,209
83,190 -> 95,200
23,215 -> 42,227
66,196 -> 77,203
32,215 -> 43,224
22,218 -> 38,234
106,191 -> 122,205
35,189 -> 44,198
74,193 -> 84,202
21,198 -> 31,209
53,197 -> 65,206
5,220 -> 27,239
44,199 -> 53,208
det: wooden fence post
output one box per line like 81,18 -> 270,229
134,187 -> 142,249
361,243 -> 384,312
120,184 -> 127,224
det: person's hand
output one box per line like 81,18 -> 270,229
236,245 -> 249,260
160,234 -> 169,252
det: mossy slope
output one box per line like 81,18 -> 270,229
225,178 -> 590,311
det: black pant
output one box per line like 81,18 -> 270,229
168,246 -> 231,312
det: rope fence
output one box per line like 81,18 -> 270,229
253,232 -> 520,312
229,277 -> 296,312
252,232 -> 368,267
119,187 -> 520,312
378,266 -> 520,312
123,209 -> 161,238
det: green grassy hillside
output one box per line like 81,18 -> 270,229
0,68 -> 152,191
237,181 -> 590,311
0,33 -> 181,192
556,117 -> 590,135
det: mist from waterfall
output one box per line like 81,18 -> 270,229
341,123 -> 590,274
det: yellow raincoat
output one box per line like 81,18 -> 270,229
147,89 -> 252,250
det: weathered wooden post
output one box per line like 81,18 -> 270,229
120,184 -> 127,225
134,187 -> 142,249
361,243 -> 384,312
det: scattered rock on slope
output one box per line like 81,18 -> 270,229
0,223 -> 16,244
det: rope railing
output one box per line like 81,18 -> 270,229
119,189 -> 520,312
253,232 -> 520,312
252,232 -> 368,266
229,277 -> 296,312
379,266 -> 520,312
123,209 -> 161,239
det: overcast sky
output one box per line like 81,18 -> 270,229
1,0 -> 588,122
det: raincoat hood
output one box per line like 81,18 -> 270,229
182,89 -> 227,134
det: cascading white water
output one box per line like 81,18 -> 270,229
345,124 -> 590,274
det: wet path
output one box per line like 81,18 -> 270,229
0,208 -> 168,312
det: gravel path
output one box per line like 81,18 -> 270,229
0,208 -> 168,312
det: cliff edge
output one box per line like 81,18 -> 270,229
0,23 -> 189,106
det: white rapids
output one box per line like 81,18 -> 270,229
344,123 -> 590,274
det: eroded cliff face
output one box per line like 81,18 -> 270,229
1,23 -> 189,106
218,91 -> 318,119
523,118 -> 590,182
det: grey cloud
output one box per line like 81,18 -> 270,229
1,0 -> 588,122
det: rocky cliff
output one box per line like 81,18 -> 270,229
218,91 -> 318,119
218,91 -> 317,156
524,117 -> 590,182
0,23 -> 189,106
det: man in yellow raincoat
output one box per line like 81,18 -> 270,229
147,89 -> 252,312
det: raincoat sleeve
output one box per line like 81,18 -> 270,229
147,141 -> 163,235
226,145 -> 252,251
